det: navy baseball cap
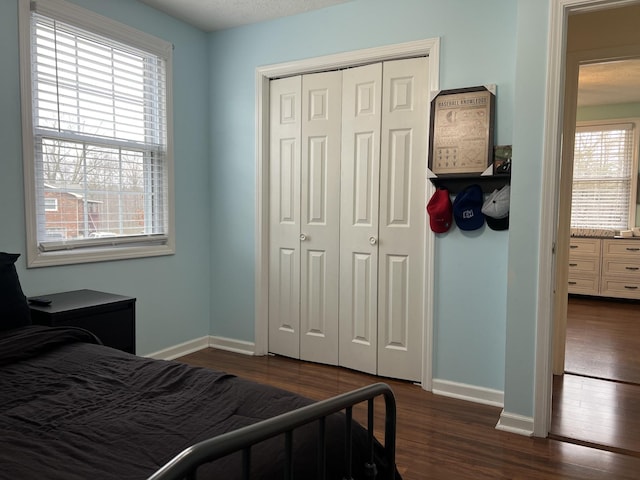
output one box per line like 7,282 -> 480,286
452,184 -> 485,231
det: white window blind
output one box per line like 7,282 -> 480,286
21,0 -> 174,265
571,123 -> 636,230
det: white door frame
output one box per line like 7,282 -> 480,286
254,38 -> 440,390
534,0 -> 640,437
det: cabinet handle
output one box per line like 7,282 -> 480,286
626,247 -> 640,251
568,281 -> 577,285
570,245 -> 578,249
624,285 -> 638,290
569,263 -> 578,267
299,233 -> 307,241
625,266 -> 639,271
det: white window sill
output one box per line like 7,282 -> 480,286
26,243 -> 175,268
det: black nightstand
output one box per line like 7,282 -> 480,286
29,289 -> 136,354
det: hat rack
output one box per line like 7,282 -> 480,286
427,168 -> 510,194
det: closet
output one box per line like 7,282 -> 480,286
268,57 -> 428,382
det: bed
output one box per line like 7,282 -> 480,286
0,252 -> 399,480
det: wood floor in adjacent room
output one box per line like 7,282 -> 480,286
177,347 -> 640,479
550,296 -> 640,457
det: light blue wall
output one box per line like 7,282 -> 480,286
1,0 -> 556,421
208,0 -> 517,393
577,102 -> 640,121
0,0 -> 212,355
504,0 -> 550,417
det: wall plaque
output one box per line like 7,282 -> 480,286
428,85 -> 495,176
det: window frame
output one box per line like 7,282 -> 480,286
571,119 -> 639,231
19,0 -> 175,267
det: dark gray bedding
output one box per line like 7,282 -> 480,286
0,326 -> 393,479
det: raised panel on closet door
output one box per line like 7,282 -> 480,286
269,76 -> 302,359
299,71 -> 342,365
377,57 -> 428,382
339,62 -> 383,375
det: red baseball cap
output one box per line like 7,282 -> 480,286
427,188 -> 452,233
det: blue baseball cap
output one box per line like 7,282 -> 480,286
452,184 -> 485,231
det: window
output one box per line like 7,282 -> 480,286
19,0 -> 174,267
44,197 -> 58,212
571,121 -> 638,230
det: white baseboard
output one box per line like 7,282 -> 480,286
209,335 -> 256,356
145,335 -> 257,360
495,410 -> 534,437
145,336 -> 211,360
432,378 -> 504,407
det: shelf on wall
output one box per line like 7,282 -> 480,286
429,174 -> 510,194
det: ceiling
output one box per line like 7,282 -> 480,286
139,0 -> 352,32
578,58 -> 640,107
139,1 -> 639,108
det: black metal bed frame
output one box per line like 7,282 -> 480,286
148,382 -> 397,480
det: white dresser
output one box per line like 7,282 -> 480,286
567,237 -> 601,296
568,237 -> 640,299
601,239 -> 640,299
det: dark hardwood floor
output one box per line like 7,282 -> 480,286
564,296 -> 640,383
550,296 -> 640,457
177,348 -> 640,479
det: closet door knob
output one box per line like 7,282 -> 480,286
369,236 -> 377,245
299,233 -> 307,241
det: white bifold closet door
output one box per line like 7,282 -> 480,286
269,57 -> 428,381
269,71 -> 342,365
338,62 -> 382,376
340,58 -> 428,381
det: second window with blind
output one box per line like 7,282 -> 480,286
571,120 -> 639,231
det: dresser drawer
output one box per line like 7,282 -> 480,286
568,257 -> 600,276
600,277 -> 640,299
602,258 -> 640,276
569,238 -> 601,257
603,239 -> 640,258
567,275 -> 599,296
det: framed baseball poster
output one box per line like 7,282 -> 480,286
428,85 -> 495,176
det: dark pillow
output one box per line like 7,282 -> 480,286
0,252 -> 31,331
